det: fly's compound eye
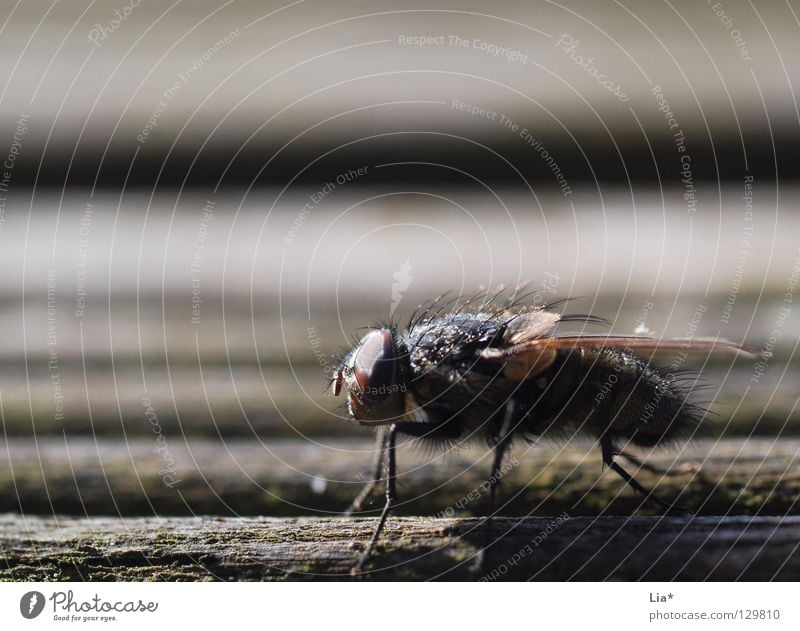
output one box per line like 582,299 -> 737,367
352,329 -> 397,397
341,328 -> 406,424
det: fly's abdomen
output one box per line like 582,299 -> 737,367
584,349 -> 706,447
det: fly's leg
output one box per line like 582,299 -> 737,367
475,402 -> 516,575
618,450 -> 702,477
484,406 -> 515,545
344,426 -> 387,516
352,424 -> 397,575
601,438 -> 691,516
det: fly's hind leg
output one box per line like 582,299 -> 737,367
617,450 -> 705,480
601,438 -> 692,516
344,426 -> 387,516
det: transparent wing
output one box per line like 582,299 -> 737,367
480,334 -> 764,381
501,310 -> 562,344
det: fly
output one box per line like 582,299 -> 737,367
332,288 -> 761,574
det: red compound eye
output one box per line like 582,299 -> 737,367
352,330 -> 396,396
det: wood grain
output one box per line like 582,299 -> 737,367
1,515 -> 797,581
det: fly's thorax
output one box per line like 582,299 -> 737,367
404,313 -> 508,370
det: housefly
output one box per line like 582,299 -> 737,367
332,289 -> 760,574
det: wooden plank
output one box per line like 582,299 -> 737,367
1,515 -> 797,581
1,437 -> 798,517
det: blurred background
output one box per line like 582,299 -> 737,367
0,1 -> 798,520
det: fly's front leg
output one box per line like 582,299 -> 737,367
344,426 -> 387,516
352,424 -> 397,575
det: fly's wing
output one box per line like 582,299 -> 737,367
472,310 -> 563,380
506,335 -> 765,356
501,310 -> 562,344
480,334 -> 764,381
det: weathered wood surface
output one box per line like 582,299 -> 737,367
1,515 -> 798,581
4,436 -> 797,581
2,437 -> 798,517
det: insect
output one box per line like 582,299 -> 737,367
332,289 -> 760,574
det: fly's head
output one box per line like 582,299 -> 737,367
334,328 -> 408,425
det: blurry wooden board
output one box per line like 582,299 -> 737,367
0,291 -> 795,439
0,359 -> 795,438
1,515 -> 797,581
